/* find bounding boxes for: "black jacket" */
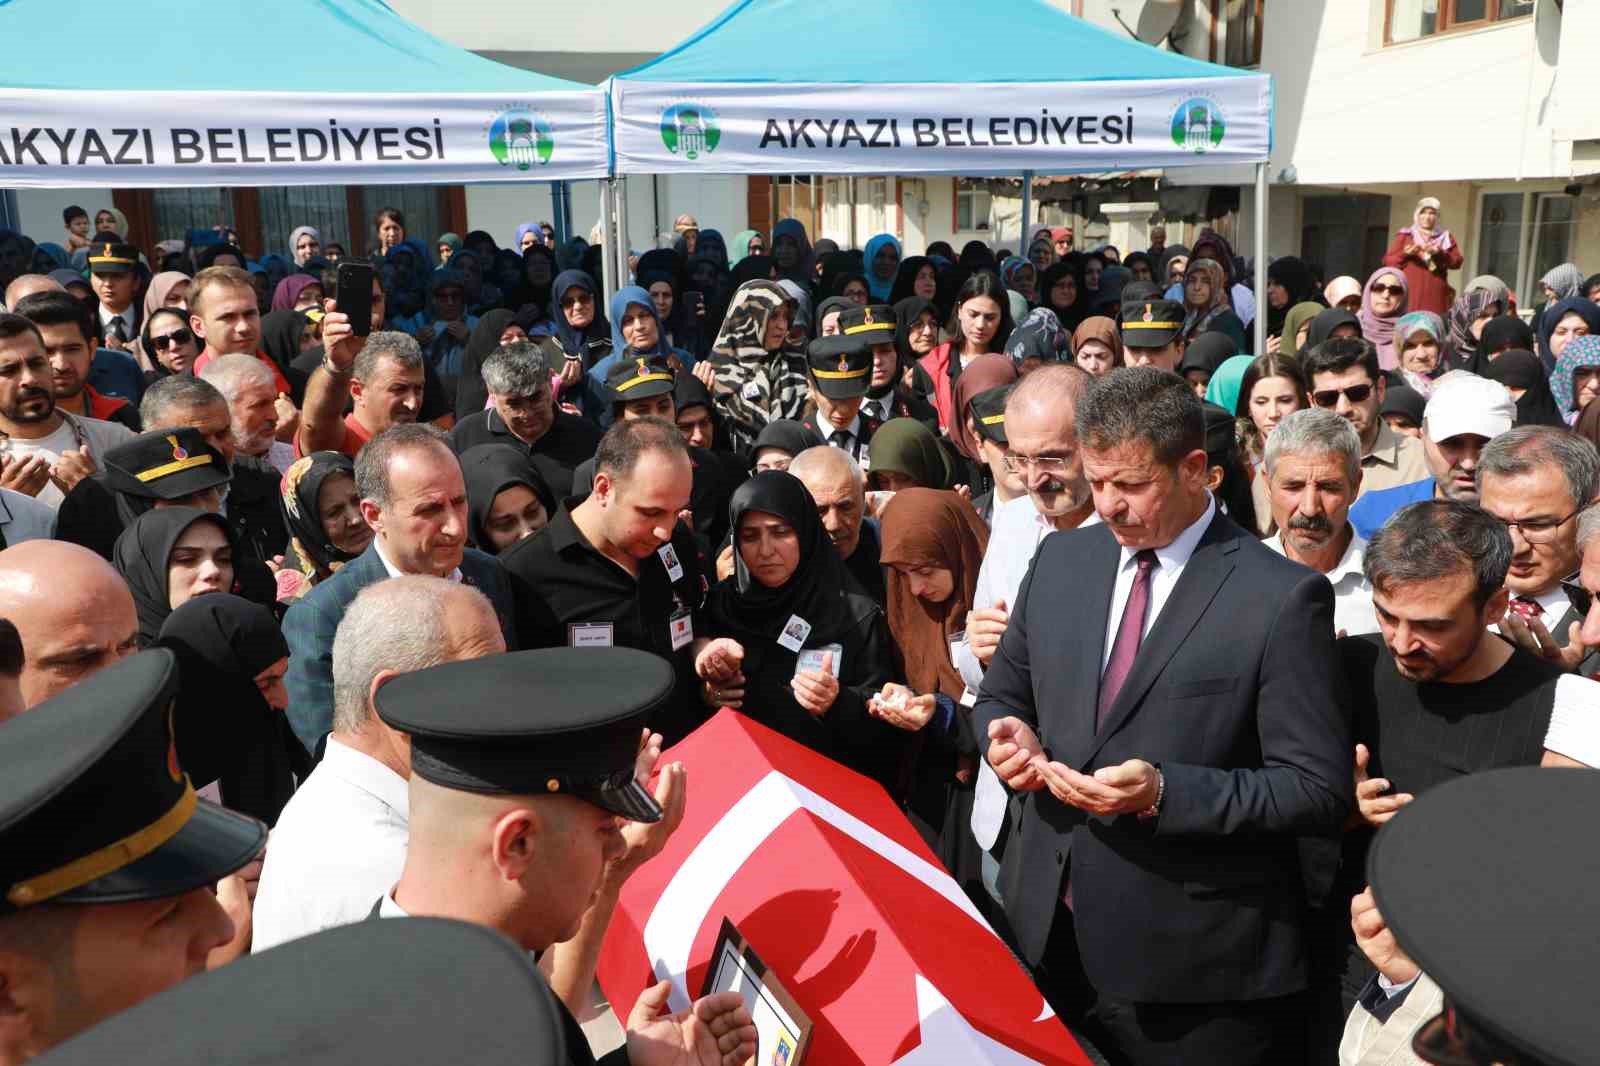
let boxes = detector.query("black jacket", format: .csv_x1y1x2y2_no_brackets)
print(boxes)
972,510,1353,1003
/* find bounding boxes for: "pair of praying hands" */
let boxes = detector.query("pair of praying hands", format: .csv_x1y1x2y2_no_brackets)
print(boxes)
984,716,1160,817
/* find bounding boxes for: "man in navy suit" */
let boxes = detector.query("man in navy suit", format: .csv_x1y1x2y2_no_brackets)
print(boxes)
284,423,514,752
973,367,1352,1065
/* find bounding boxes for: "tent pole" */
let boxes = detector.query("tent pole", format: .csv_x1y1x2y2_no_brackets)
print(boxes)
551,182,569,248
1253,161,1268,357
615,175,631,285
848,177,857,249
1021,170,1034,252
600,179,619,308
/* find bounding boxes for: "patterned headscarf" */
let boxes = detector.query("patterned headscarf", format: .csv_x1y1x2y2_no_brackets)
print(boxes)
1394,310,1447,395
1443,287,1503,368
1550,335,1600,421
709,281,809,452
1541,263,1585,303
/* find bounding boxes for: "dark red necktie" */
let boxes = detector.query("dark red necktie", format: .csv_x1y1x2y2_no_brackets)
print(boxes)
1508,596,1543,624
1098,550,1158,729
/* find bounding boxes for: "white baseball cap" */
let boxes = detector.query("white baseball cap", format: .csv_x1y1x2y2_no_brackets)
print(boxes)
1423,371,1517,444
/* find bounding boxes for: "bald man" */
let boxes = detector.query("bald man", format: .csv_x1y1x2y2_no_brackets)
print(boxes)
789,444,884,604
3,273,62,312
0,540,137,714
254,576,507,951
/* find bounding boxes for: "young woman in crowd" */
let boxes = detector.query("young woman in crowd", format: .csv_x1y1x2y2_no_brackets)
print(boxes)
919,272,1013,433
138,306,201,384
1180,257,1247,352
113,508,236,645
276,452,372,601
695,471,901,787
1537,297,1600,373
874,488,990,895
948,353,1019,510
1071,316,1121,377
1235,352,1308,536
461,443,555,555
704,280,808,453
867,418,956,493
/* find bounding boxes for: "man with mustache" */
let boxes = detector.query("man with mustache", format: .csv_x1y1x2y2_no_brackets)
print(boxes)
1262,408,1378,636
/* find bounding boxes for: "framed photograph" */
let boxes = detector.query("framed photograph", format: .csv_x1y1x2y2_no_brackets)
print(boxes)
700,918,812,1066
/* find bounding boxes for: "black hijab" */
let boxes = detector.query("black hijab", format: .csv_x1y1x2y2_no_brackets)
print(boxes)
749,419,824,469
280,451,362,579
888,256,935,306
1306,307,1363,350
1480,349,1565,428
548,269,609,364
1265,256,1319,339
113,507,234,645
732,254,777,287
157,593,309,826
139,307,189,381
709,471,874,645
891,296,937,392
260,309,308,379
1537,298,1600,371
454,308,520,420
1477,315,1536,362
460,444,555,555
510,243,558,312
1038,260,1088,331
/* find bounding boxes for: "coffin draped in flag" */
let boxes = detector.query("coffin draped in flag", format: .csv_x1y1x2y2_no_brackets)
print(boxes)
598,709,1091,1065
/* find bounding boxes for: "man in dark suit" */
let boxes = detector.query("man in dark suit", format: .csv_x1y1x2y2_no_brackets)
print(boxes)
973,367,1353,1065
284,423,514,752
1478,424,1600,674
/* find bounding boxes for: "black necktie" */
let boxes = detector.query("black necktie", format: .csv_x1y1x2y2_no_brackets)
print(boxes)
109,316,127,343
829,430,851,452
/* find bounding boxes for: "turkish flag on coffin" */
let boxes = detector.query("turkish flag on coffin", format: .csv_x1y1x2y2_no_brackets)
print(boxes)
597,709,1092,1065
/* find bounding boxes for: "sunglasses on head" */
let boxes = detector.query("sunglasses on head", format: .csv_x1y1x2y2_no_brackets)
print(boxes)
151,327,193,351
1371,283,1405,296
1311,383,1373,407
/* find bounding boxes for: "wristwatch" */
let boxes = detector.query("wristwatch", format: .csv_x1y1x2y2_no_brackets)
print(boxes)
321,353,353,378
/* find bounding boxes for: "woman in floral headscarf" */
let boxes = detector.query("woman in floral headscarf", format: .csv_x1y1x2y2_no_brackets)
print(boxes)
274,451,372,601
702,280,809,453
1382,196,1462,315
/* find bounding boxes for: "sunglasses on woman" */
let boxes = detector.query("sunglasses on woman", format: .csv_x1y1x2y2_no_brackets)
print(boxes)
1370,284,1405,297
151,327,193,351
1310,384,1373,407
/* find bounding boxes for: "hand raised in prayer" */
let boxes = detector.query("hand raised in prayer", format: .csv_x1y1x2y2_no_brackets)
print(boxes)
1354,743,1412,827
790,651,839,717
1500,610,1590,672
967,599,1009,668
1351,887,1420,986
1034,757,1159,817
633,727,664,787
868,683,936,731
50,448,96,494
0,452,52,497
625,982,757,1066
695,638,745,684
985,716,1046,792
692,360,718,390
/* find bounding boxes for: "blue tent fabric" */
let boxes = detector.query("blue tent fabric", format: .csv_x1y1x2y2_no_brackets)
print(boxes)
618,0,1246,84
0,0,594,94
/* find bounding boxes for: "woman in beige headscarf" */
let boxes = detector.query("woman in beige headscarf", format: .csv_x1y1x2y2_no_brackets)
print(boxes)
129,272,194,374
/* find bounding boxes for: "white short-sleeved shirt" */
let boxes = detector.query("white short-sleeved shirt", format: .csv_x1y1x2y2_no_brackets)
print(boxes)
252,737,409,951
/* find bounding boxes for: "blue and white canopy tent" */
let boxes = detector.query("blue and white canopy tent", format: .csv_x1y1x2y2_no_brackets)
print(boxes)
604,0,1274,352
0,0,609,187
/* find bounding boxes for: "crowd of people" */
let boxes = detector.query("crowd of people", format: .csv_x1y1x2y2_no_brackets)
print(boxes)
0,193,1597,1066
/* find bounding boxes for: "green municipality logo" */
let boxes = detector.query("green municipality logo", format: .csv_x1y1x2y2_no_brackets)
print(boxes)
487,107,554,170
1171,97,1225,154
659,103,721,161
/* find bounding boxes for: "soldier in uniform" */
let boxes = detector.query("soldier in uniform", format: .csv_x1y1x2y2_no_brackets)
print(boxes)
371,647,757,1066
1118,298,1188,373
801,308,878,468
0,651,264,1061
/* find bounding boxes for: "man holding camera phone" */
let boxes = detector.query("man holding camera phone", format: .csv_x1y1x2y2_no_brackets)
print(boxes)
298,262,425,460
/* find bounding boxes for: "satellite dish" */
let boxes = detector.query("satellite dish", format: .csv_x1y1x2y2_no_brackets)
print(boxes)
1111,1,1183,46
1534,0,1562,65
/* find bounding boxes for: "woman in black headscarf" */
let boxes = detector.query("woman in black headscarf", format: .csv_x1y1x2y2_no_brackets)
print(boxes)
749,419,824,473
461,444,556,555
1476,315,1536,364
508,243,558,316
1037,258,1089,333
637,258,706,360
113,508,236,645
1479,349,1565,428
158,593,310,826
1264,256,1320,342
695,471,901,786
259,309,312,402
888,256,940,308
453,308,528,420
1304,307,1364,351
277,451,372,601
673,372,733,453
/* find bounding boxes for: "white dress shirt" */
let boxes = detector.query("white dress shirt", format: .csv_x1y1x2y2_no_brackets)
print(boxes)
1544,674,1600,768
1263,531,1379,637
252,738,410,950
374,535,462,584
97,303,136,342
822,413,868,467
960,494,1100,849
1101,494,1216,670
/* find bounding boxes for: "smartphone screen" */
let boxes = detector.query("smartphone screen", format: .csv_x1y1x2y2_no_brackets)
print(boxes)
335,262,375,337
